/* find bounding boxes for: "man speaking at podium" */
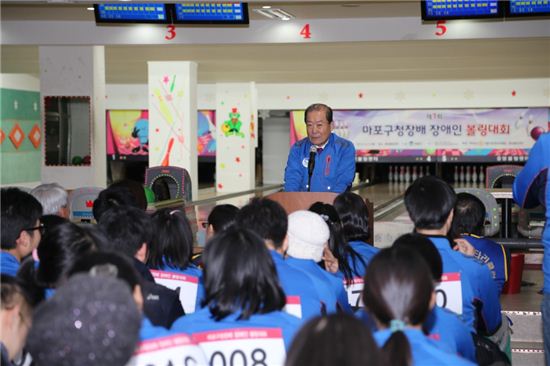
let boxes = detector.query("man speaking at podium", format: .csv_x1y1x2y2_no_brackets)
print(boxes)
283,103,356,193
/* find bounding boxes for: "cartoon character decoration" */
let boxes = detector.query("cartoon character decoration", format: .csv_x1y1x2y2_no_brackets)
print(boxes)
514,111,549,141
222,108,245,138
131,118,149,153
197,111,216,156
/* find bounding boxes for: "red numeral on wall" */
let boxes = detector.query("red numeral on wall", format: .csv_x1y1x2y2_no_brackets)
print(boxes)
300,24,311,39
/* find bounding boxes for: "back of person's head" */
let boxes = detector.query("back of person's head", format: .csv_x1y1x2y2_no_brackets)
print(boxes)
109,179,148,211
236,198,287,249
404,176,456,231
285,313,381,366
451,192,486,237
68,251,143,310
148,208,194,270
362,246,434,366
92,185,139,221
30,183,68,217
1,188,43,250
333,192,370,242
0,275,33,361
27,274,141,366
207,204,239,233
36,221,98,288
393,233,443,282
97,205,152,258
202,226,285,321
287,210,329,262
304,103,333,123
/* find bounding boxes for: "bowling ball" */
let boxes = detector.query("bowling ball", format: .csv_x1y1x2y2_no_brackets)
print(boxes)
530,126,544,141
71,156,83,165
82,155,91,165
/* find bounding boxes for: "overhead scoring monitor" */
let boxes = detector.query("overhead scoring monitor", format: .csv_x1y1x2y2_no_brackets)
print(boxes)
173,2,249,24
94,3,169,24
505,0,550,17
421,0,504,20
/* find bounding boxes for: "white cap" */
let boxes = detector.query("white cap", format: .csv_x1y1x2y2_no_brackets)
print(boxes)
287,210,330,262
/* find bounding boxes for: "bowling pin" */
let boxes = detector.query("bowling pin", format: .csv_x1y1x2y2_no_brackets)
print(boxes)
405,165,411,184
399,166,405,183
388,165,394,183
479,166,485,187
411,165,418,182
459,166,465,184
454,166,458,183
472,166,478,186
465,165,471,185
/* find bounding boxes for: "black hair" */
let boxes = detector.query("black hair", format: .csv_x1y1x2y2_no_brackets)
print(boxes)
285,313,381,366
309,202,365,285
362,246,434,366
40,214,69,233
109,179,148,211
235,198,287,249
333,192,370,243
97,205,152,258
148,208,194,270
304,103,333,123
393,233,443,282
207,204,239,233
1,188,43,250
201,226,286,321
36,221,98,288
68,251,142,292
92,185,140,221
451,192,486,237
404,176,456,231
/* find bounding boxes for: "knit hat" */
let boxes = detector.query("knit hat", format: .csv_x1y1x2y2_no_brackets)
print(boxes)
27,274,141,366
287,210,330,262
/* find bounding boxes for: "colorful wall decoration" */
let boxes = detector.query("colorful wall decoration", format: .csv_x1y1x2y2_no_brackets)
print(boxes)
290,108,550,162
106,109,215,158
0,88,41,184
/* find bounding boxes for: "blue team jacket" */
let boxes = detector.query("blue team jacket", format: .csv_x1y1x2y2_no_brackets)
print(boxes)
347,241,379,277
0,252,19,277
283,133,356,193
170,307,300,349
429,236,502,334
374,328,475,366
462,234,510,293
155,259,205,313
513,132,550,293
270,251,324,320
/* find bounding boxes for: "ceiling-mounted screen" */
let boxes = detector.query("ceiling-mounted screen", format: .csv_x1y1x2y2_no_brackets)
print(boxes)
421,0,503,20
94,3,169,24
506,0,550,17
172,2,249,24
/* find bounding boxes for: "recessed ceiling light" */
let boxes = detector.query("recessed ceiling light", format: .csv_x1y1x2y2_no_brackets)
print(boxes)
262,5,271,9
87,7,94,10
281,17,290,21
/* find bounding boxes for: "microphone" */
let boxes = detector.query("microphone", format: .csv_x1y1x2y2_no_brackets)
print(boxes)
307,145,316,192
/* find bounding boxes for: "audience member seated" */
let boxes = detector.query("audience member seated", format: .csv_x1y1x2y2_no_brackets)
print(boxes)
67,250,206,365
333,192,379,275
30,183,69,218
92,184,141,222
404,176,502,335
451,192,510,293
98,205,184,328
236,198,325,320
171,227,300,365
0,275,34,366
147,208,205,314
1,188,42,277
27,274,141,366
285,313,381,366
363,246,474,366
285,210,350,313
393,233,477,363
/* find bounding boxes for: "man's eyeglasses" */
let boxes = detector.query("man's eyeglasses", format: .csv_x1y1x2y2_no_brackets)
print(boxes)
201,221,209,229
23,223,45,234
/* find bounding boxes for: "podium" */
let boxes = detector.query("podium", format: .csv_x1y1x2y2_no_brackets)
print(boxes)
265,191,374,244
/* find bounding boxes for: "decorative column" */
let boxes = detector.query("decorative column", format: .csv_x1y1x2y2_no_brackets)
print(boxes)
147,61,198,200
215,82,257,193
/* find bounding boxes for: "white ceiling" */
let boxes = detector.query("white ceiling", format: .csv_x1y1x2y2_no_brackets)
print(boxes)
2,1,550,84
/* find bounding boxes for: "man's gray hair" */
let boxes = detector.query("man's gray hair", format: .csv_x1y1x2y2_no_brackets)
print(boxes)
30,183,68,215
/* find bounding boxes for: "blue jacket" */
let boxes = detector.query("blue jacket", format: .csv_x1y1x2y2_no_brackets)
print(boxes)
424,306,477,363
462,234,510,293
513,132,550,293
428,236,502,334
347,241,378,277
286,257,351,313
269,251,324,321
171,307,300,351
284,133,356,193
0,252,19,277
374,328,475,366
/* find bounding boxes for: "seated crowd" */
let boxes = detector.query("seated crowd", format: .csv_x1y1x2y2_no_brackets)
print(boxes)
0,176,511,366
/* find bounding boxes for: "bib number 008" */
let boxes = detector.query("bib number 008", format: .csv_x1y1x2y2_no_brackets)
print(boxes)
210,348,267,366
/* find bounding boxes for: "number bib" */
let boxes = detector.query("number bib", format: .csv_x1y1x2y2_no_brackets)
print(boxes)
128,334,207,366
435,272,463,315
344,277,364,308
284,296,302,319
192,328,286,366
150,270,199,314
